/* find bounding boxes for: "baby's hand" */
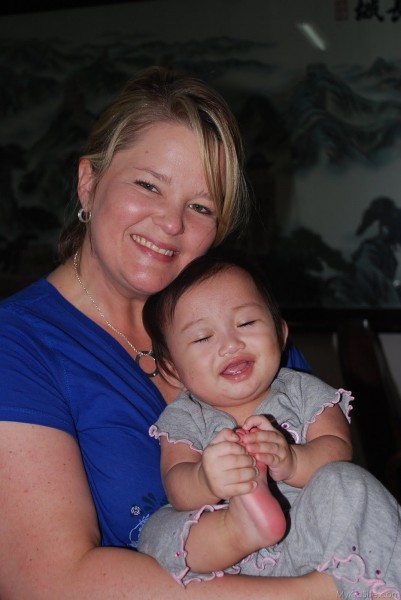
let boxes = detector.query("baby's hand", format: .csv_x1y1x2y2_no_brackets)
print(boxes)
201,428,258,500
240,415,297,482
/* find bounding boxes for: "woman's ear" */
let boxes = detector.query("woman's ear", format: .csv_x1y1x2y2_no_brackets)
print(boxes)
77,158,95,211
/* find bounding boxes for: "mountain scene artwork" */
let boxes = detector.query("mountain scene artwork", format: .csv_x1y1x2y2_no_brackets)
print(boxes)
1,1,401,309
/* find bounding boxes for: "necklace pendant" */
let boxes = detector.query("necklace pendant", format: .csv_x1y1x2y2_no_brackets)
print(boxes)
135,350,159,378
73,252,159,379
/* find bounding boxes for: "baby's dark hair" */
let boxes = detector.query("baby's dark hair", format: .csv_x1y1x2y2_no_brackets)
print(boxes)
143,255,286,378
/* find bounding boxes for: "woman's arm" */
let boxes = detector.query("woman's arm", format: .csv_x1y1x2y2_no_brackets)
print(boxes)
0,421,338,600
160,428,258,510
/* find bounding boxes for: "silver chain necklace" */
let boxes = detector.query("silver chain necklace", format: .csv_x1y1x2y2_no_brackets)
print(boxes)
73,251,158,378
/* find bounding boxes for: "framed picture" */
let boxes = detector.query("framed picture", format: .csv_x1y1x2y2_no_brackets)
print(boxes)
1,0,401,329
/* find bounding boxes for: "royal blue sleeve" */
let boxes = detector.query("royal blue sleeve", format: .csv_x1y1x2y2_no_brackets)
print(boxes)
282,338,311,373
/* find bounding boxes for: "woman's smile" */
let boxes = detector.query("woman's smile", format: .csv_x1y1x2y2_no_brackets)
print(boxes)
131,234,175,257
79,121,218,297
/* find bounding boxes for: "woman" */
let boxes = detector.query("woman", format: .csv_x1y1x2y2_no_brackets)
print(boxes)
0,67,398,599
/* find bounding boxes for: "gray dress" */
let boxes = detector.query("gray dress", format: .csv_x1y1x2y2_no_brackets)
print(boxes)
138,368,401,596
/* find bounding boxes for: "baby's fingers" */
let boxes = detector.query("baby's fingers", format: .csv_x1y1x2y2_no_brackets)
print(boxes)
221,461,260,496
206,454,259,498
210,427,239,445
242,414,275,433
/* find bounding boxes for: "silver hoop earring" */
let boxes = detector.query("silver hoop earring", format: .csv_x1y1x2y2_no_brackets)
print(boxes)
78,208,92,223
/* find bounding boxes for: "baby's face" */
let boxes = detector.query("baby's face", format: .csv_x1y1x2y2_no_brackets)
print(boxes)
165,268,286,417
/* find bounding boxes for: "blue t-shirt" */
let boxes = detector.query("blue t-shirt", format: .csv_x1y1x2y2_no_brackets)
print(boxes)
0,278,310,549
0,279,167,549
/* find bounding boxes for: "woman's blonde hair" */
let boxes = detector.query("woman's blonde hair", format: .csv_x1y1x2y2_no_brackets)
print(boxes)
59,66,249,261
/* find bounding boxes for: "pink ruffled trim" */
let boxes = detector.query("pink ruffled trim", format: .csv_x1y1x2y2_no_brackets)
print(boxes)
238,547,280,572
170,504,280,586
301,388,354,440
149,425,202,454
317,552,400,598
171,503,227,586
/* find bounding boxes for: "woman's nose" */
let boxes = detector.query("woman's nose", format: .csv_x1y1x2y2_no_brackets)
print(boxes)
154,204,184,236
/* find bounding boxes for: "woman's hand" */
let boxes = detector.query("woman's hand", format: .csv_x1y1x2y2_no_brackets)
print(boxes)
200,428,259,499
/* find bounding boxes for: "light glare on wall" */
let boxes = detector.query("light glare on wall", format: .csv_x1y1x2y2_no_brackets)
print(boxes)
297,22,327,51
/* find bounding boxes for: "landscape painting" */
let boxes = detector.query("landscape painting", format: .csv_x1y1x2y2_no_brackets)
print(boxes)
1,0,401,316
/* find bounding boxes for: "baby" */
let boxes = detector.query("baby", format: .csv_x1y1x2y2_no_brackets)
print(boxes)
139,255,353,585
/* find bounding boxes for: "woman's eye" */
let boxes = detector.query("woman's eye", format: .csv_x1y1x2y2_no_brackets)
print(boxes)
189,203,212,215
136,180,158,193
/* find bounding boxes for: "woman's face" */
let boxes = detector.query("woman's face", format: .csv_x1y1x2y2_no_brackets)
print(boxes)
78,121,218,298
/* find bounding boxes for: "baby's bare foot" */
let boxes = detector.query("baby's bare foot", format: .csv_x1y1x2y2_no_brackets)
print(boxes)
224,428,286,555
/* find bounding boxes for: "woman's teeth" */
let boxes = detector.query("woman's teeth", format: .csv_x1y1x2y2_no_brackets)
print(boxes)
132,235,174,256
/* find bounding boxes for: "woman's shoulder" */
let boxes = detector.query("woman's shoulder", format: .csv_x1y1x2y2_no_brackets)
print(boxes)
0,278,62,322
0,279,55,336
0,277,93,340
1,277,50,306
